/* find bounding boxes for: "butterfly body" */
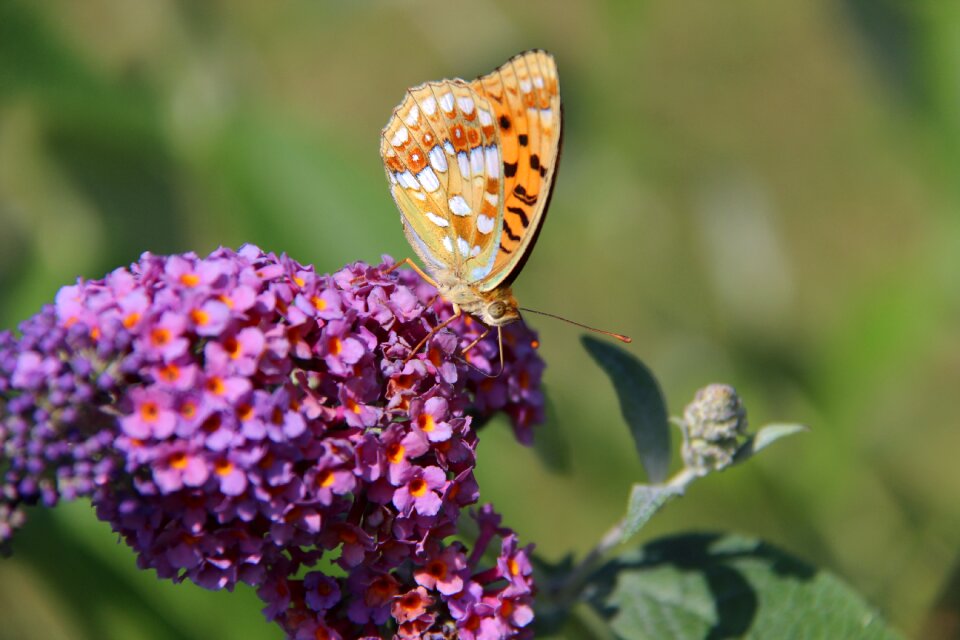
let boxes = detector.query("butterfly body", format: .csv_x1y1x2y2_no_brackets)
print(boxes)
380,50,562,352
434,274,520,327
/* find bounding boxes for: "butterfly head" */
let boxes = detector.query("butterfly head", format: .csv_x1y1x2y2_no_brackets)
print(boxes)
480,295,521,327
457,285,520,327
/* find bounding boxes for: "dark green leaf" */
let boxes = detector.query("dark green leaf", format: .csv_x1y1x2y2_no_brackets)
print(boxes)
587,533,902,640
621,484,681,543
582,337,671,482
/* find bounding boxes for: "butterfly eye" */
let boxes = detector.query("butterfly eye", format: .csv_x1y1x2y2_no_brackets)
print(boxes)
488,302,506,319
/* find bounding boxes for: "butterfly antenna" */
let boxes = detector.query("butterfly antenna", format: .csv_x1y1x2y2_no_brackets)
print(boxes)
519,308,632,343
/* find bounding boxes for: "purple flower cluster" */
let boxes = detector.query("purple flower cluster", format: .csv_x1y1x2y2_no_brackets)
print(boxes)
0,246,544,639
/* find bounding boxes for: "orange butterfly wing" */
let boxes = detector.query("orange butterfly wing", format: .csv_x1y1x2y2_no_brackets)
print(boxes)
471,49,562,291
381,81,505,281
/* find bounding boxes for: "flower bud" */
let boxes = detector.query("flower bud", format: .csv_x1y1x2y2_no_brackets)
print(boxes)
681,383,748,473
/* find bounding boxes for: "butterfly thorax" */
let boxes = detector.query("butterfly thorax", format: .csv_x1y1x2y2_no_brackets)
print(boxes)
434,271,520,327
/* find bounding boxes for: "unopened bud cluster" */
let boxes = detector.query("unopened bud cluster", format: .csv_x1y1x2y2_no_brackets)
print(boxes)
680,383,748,473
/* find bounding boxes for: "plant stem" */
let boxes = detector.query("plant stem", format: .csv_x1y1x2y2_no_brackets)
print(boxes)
546,466,702,607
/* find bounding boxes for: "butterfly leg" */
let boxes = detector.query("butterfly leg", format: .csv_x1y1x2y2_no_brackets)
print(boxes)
403,304,462,364
382,257,439,288
461,327,491,355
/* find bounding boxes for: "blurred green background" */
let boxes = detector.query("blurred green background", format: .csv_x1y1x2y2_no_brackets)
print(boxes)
2,1,959,638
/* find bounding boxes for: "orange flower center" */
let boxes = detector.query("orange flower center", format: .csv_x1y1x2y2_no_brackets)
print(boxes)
344,398,362,415
224,336,241,359
150,327,171,346
237,403,254,421
312,296,327,311
214,459,233,476
398,590,423,611
328,337,342,356
427,560,447,579
180,400,197,419
409,478,427,497
159,363,180,383
317,469,336,488
368,576,398,603
180,273,200,287
140,401,159,423
386,443,405,464
169,452,188,470
123,312,141,329
417,414,435,432
190,308,210,326
205,376,225,395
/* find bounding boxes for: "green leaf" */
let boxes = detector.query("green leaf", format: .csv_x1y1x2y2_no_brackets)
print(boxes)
587,533,902,640
620,484,681,543
734,423,809,464
582,337,671,482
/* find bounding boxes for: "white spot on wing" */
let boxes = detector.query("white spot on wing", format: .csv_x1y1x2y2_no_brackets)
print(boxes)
421,96,437,116
477,214,495,234
470,147,484,175
426,212,449,228
478,109,493,127
403,105,420,127
457,152,470,179
448,195,471,216
442,236,453,253
429,145,447,172
470,249,498,281
533,76,544,89
390,127,409,147
457,96,475,114
520,79,532,93
484,145,500,177
443,141,455,156
540,108,553,124
413,191,427,201
470,244,481,257
457,236,470,257
417,167,440,192
397,171,419,190
439,92,455,113
484,192,498,206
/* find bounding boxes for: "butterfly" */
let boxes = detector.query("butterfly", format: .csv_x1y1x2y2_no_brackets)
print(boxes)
380,50,563,358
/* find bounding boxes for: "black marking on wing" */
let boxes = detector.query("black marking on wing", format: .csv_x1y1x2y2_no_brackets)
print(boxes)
507,206,530,227
494,100,564,290
503,219,521,241
518,134,529,147
513,185,538,206
503,161,518,178
529,154,540,170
